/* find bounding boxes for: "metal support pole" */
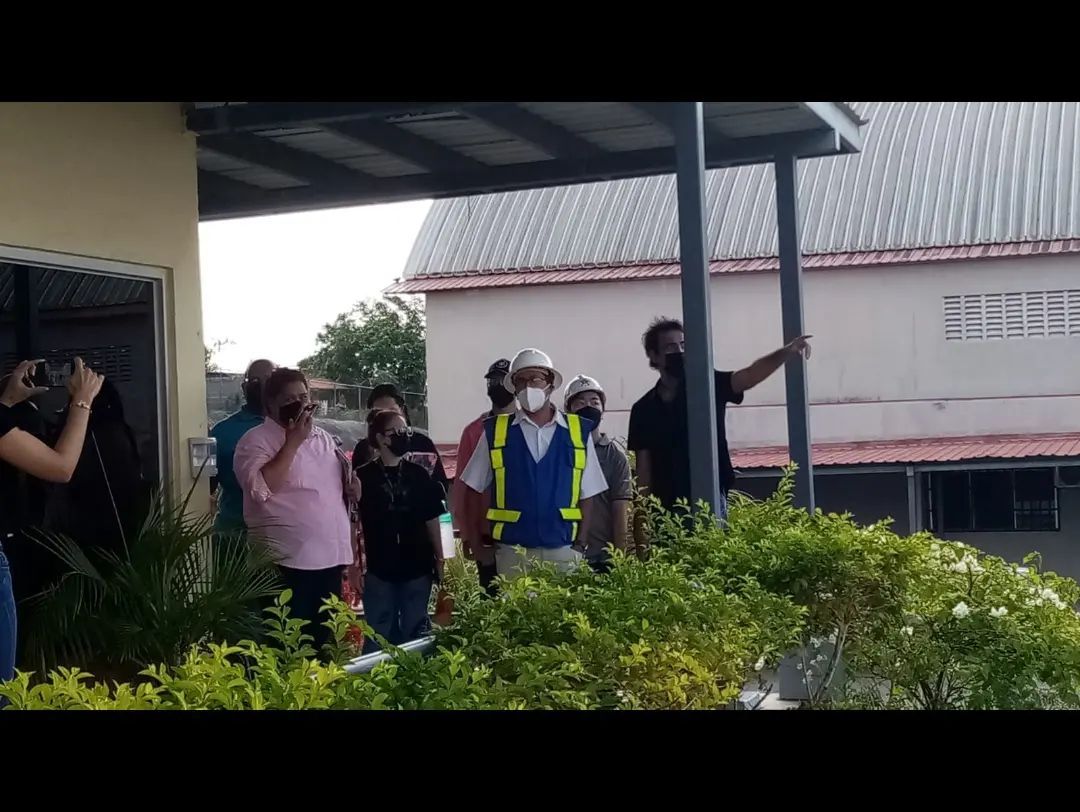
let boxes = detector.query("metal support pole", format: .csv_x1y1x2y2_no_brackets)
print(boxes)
906,465,918,535
774,153,815,511
13,265,40,359
673,102,721,515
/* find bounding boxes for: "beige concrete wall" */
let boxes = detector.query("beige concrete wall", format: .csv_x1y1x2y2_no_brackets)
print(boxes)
0,102,206,496
425,254,1080,446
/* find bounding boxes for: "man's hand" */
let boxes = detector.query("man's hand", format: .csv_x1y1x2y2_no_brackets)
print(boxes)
345,469,362,501
784,335,812,360
284,406,314,448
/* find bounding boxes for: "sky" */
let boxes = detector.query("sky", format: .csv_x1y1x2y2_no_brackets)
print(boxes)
199,200,432,374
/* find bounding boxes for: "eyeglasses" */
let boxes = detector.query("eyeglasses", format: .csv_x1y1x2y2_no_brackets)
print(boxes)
514,374,552,388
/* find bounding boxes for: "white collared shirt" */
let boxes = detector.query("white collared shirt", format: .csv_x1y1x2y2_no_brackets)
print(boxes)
460,408,608,499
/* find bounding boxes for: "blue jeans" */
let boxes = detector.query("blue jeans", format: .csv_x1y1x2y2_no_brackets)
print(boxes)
0,543,16,685
362,573,433,654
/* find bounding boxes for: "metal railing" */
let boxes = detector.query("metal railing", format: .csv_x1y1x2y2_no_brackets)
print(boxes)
343,635,437,675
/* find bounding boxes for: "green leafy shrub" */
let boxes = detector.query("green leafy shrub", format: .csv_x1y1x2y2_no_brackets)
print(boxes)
6,469,1080,710
20,479,282,682
843,544,1080,709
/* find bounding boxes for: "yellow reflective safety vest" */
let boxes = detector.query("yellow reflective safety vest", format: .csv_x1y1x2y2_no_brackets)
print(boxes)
483,412,593,548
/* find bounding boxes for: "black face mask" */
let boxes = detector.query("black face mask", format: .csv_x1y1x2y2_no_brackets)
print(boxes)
573,406,603,429
278,400,308,424
386,434,410,457
664,351,686,378
487,384,515,409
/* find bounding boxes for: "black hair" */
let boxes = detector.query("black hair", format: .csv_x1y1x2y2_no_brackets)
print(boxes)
367,382,410,425
643,317,684,357
264,368,308,403
367,408,406,449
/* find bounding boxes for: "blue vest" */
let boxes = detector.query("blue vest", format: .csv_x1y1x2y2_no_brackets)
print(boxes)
484,412,594,549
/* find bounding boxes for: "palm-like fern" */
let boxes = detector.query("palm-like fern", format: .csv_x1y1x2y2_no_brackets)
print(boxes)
20,475,282,681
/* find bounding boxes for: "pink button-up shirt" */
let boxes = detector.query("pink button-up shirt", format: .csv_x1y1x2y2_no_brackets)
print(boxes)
233,419,354,571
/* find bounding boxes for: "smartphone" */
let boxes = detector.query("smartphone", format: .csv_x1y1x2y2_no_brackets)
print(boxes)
279,401,316,424
29,359,73,389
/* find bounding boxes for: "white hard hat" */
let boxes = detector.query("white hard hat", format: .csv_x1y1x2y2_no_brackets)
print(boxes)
504,348,563,393
563,374,605,409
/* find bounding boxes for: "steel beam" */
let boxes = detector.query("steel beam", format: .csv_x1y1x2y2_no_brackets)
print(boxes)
672,102,721,515
467,105,604,162
197,129,847,220
325,119,486,175
774,152,815,511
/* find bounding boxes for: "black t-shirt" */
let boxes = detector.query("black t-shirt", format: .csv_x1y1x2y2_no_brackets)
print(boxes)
627,370,744,508
357,458,444,582
353,431,448,497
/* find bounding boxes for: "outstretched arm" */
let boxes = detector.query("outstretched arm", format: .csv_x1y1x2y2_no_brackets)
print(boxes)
731,335,812,394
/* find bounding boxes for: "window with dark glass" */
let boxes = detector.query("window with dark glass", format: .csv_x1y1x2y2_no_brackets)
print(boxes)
925,468,1059,533
1,260,164,603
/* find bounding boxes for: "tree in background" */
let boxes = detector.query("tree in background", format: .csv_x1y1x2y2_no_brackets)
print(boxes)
205,338,234,374
300,295,426,392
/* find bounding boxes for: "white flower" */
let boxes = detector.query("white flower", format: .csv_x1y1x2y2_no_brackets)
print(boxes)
809,636,823,647
753,656,766,672
819,592,834,601
1017,566,1030,576
827,632,837,644
526,590,538,600
1039,588,1066,610
616,689,626,698
814,654,827,664
901,626,914,636
796,662,804,671
952,601,971,619
949,554,984,574
990,607,1008,618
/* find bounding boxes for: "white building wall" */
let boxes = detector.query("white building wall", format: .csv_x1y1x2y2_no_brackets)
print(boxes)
424,253,1080,447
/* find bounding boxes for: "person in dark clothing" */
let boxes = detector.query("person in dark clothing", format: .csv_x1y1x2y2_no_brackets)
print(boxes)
43,379,152,559
351,383,448,497
210,358,275,532
0,385,51,607
628,317,811,526
357,409,445,654
0,358,105,685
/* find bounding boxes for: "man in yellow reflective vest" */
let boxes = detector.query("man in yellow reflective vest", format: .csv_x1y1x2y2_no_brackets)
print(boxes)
458,348,609,580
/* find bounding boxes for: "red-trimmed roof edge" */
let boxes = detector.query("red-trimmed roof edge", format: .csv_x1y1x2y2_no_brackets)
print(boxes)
387,239,1080,294
435,432,1080,480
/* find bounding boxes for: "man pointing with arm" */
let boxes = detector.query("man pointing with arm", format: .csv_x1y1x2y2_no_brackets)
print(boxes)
628,317,811,529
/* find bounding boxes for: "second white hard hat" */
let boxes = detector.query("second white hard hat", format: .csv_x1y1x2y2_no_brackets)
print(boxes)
504,348,563,393
563,374,605,409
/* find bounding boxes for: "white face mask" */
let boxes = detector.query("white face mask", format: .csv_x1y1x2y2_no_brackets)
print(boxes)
517,386,549,413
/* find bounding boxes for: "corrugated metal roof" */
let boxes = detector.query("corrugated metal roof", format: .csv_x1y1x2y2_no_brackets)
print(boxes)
0,265,150,311
387,239,1080,293
402,102,1080,280
435,433,1080,480
731,433,1080,471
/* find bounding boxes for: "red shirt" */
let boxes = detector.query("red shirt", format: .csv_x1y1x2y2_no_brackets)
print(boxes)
451,411,491,547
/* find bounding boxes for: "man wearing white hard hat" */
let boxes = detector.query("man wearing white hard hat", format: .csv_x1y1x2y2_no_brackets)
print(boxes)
564,374,631,574
458,349,608,579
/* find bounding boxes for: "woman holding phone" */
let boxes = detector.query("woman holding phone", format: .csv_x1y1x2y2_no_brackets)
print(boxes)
233,368,361,653
356,409,444,653
0,358,105,683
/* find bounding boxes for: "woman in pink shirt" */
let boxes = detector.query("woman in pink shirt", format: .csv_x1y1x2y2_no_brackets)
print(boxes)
234,368,360,652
